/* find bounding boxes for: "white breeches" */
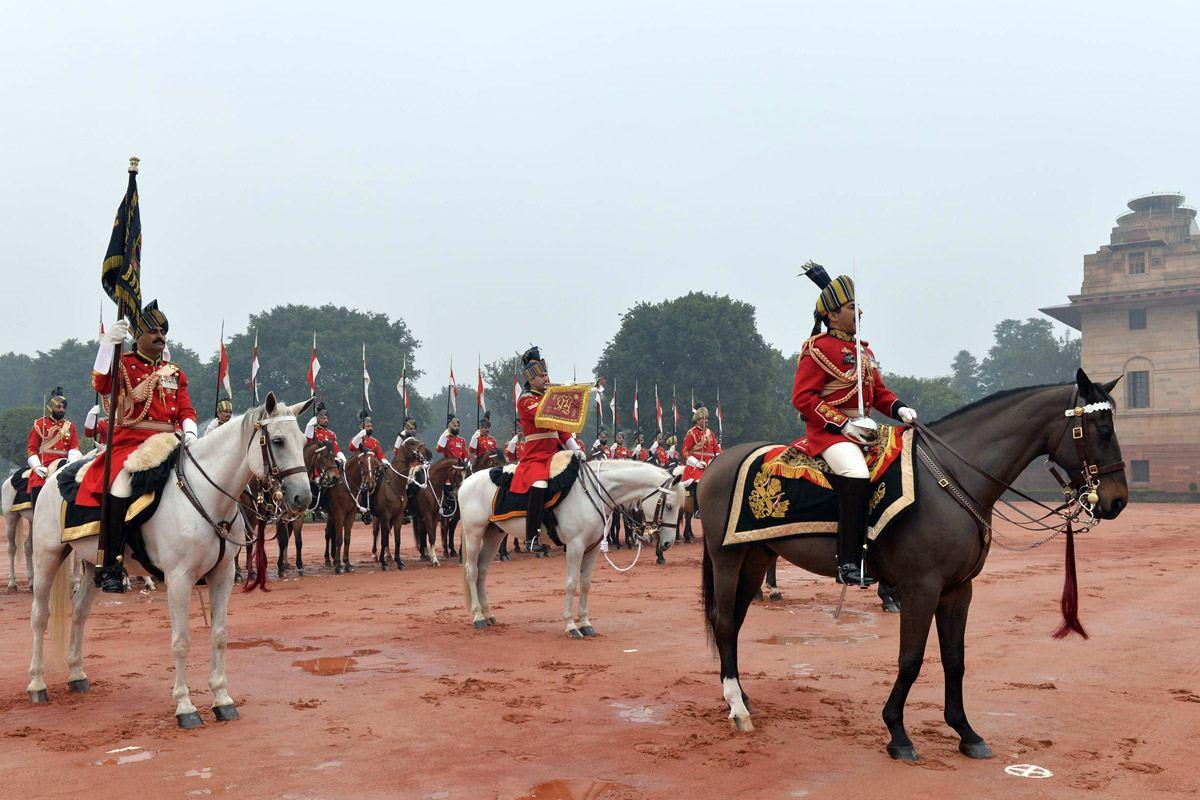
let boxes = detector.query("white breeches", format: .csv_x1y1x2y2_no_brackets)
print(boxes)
110,468,133,498
822,442,870,479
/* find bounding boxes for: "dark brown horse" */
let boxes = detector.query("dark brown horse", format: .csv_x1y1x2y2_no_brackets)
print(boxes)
274,441,339,577
411,457,466,564
371,437,431,571
701,371,1127,760
324,451,379,575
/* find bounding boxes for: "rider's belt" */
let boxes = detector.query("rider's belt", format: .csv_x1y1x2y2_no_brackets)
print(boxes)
39,448,67,456
525,432,558,441
120,420,177,432
692,451,715,457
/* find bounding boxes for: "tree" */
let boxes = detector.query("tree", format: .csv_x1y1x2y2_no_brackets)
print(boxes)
593,292,794,444
976,318,1080,395
881,374,964,422
0,405,42,468
950,350,982,403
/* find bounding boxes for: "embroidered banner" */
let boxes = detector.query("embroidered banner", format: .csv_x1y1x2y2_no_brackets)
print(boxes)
533,383,593,434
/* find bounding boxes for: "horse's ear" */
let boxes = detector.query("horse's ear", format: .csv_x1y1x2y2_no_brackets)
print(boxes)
1101,376,1122,396
264,391,278,414
1075,368,1093,399
670,473,682,487
290,396,315,417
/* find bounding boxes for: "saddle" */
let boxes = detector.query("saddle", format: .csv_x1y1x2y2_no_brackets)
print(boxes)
487,451,581,523
6,468,33,512
722,425,917,548
56,434,179,580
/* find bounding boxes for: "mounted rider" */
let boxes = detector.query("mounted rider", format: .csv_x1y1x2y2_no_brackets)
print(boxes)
469,412,498,459
79,301,198,593
84,402,110,449
27,388,83,504
795,261,917,586
512,347,584,553
630,431,648,461
204,398,233,436
393,415,419,457
505,424,525,464
304,403,346,464
437,414,470,461
679,402,720,543
350,415,389,464
590,428,612,460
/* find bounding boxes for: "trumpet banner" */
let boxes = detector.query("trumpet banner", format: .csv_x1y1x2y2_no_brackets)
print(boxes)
533,383,593,434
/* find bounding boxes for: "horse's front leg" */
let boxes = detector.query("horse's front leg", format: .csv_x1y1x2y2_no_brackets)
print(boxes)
936,580,991,758
5,514,17,592
562,537,585,638
167,574,203,728
206,558,238,721
294,522,305,576
576,540,601,636
882,584,939,760
67,561,98,692
341,514,354,573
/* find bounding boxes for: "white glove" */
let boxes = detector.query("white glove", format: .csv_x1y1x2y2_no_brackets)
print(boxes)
34,466,48,478
181,418,198,445
85,405,100,430
351,429,367,449
335,452,346,464
381,458,390,466
67,449,83,462
843,418,878,445
101,318,130,347
686,456,701,468
897,406,918,425
304,417,318,439
27,454,40,470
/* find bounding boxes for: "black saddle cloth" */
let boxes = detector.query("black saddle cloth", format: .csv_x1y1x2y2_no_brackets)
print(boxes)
7,468,32,508
487,456,580,522
56,451,179,581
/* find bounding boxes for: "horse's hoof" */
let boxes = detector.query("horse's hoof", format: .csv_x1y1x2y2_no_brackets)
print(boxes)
379,563,387,571
67,678,90,693
567,628,584,639
487,617,497,626
959,739,993,759
177,711,204,730
334,565,344,575
29,689,48,704
887,744,918,761
212,704,239,722
769,590,783,602
233,574,243,585
729,715,755,732
656,555,665,565
579,625,596,637
297,569,305,577
345,564,355,573
473,620,489,630
371,547,377,555
396,561,406,571
882,599,901,613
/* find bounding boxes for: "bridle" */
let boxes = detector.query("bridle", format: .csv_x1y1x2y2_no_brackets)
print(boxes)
576,460,680,542
342,452,379,512
912,388,1125,549
174,414,307,551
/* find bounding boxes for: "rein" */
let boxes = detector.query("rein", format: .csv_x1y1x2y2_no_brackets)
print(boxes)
575,460,678,567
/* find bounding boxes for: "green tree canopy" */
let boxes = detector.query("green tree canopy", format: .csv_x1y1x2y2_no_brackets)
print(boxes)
0,405,43,468
976,318,1080,395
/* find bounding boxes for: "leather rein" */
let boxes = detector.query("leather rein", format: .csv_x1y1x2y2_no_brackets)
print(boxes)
576,459,680,542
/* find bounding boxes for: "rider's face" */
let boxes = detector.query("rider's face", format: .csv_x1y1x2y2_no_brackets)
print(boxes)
531,373,551,391
828,301,859,335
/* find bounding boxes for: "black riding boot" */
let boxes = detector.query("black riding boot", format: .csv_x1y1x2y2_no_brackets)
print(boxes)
833,476,875,586
95,495,131,593
525,485,547,554
683,484,697,543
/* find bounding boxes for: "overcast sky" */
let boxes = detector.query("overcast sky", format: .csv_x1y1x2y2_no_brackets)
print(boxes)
4,2,1198,397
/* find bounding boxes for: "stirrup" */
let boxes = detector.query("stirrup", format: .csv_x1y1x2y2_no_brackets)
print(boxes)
836,562,876,587
524,536,545,553
99,567,127,594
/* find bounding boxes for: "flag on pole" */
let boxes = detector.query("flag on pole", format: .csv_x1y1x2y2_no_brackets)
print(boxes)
476,362,487,413
217,326,232,399
655,384,663,434
306,332,320,396
717,386,724,438
672,384,679,432
100,158,143,324
362,343,372,412
249,329,260,403
633,381,640,427
512,373,520,414
397,354,409,415
609,382,618,428
99,304,105,337
448,358,458,414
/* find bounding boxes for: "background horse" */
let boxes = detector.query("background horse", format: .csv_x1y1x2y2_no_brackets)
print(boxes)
411,458,466,564
3,472,35,592
27,393,312,727
324,451,378,575
700,371,1127,760
459,456,684,636
372,437,428,571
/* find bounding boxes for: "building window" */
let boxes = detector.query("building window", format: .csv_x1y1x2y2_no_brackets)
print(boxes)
1127,370,1150,408
1131,460,1150,483
1129,309,1147,329
1128,252,1146,274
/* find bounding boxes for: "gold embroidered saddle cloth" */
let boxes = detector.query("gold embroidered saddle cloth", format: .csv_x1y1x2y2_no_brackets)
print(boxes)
722,425,916,547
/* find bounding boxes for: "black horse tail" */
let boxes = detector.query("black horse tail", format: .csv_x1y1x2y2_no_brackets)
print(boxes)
702,541,716,650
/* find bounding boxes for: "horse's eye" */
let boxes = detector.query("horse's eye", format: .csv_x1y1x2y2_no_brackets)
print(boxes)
272,437,284,446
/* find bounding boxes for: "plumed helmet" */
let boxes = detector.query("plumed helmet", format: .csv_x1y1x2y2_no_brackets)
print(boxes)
520,346,548,384
216,398,233,413
316,402,329,420
692,402,709,423
46,387,67,414
447,413,458,424
799,260,854,317
133,299,169,337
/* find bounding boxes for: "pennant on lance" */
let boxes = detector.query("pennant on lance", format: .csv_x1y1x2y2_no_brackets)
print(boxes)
100,157,143,325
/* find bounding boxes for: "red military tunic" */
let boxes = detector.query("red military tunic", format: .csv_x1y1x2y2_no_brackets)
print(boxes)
590,441,613,460
681,425,721,484
469,431,498,457
613,445,630,460
85,417,110,447
511,390,573,494
505,435,525,464
791,329,901,456
352,433,386,461
78,351,197,507
437,432,469,461
652,445,670,467
309,425,341,479
27,416,79,490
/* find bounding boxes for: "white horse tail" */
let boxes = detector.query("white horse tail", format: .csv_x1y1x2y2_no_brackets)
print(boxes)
47,556,72,668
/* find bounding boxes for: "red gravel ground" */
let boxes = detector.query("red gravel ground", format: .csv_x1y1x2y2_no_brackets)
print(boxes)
1,505,1197,799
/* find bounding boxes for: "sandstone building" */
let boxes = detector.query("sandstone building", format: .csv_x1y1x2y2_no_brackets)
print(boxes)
1042,192,1200,493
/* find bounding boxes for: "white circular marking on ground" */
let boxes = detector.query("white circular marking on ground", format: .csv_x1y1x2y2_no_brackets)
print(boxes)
1005,764,1053,779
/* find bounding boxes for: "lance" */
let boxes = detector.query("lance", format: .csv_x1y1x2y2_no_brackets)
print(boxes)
213,320,224,417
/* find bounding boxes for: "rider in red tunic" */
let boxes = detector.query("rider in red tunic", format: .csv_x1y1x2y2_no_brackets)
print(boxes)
84,403,110,448
468,413,498,459
680,403,721,543
511,347,583,553
350,416,389,463
612,432,631,460
26,388,82,502
79,301,199,593
795,262,918,586
437,415,470,461
590,429,612,460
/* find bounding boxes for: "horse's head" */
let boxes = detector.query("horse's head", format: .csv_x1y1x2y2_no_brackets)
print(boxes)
396,436,425,466
351,452,380,494
1047,369,1128,520
306,440,339,486
640,472,686,550
249,393,314,513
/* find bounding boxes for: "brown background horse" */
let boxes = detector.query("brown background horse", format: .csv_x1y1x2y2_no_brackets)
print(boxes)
324,452,378,574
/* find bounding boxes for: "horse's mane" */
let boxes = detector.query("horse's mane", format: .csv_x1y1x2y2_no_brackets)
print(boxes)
932,383,1066,426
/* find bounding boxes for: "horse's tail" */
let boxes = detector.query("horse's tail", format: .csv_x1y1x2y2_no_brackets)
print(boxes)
48,553,72,668
702,541,716,650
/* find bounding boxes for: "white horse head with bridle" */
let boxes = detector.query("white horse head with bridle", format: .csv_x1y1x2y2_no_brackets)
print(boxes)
458,455,685,637
26,392,313,728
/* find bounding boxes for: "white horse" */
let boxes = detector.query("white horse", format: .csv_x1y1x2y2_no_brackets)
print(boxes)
3,473,35,592
27,393,312,728
459,455,684,637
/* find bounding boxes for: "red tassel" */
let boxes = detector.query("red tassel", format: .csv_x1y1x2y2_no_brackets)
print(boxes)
242,521,271,593
1051,523,1086,639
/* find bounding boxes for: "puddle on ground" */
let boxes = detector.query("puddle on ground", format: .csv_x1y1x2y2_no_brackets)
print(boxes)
611,702,665,724
229,638,318,653
759,632,880,647
518,779,632,799
790,662,815,676
293,656,358,676
94,749,154,766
